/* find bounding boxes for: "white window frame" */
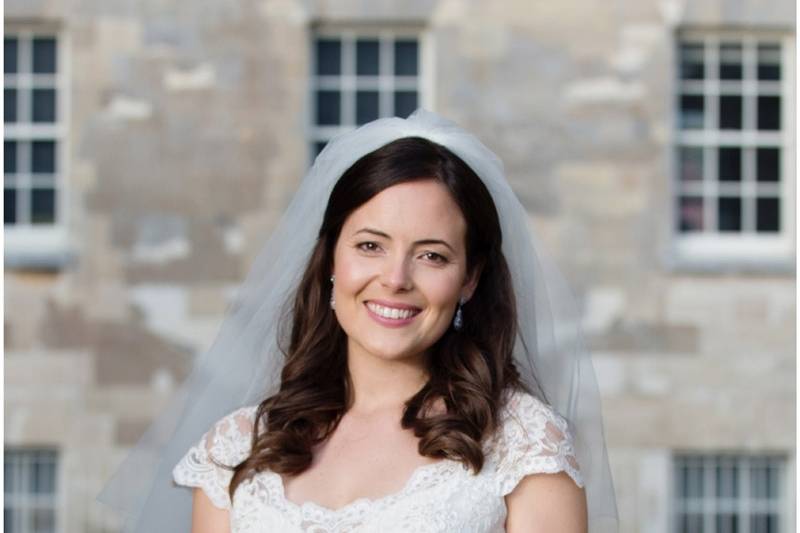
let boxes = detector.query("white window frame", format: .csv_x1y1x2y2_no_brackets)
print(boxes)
671,453,792,533
4,448,61,533
307,23,432,166
668,30,795,272
4,23,74,270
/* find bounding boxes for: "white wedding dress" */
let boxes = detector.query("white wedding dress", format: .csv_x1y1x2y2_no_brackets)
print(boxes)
172,388,584,532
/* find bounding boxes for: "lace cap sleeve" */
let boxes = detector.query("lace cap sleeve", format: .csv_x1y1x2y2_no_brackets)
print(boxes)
172,405,258,510
492,389,585,496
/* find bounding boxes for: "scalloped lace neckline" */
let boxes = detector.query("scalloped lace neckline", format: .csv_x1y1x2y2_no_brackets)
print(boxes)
268,458,461,516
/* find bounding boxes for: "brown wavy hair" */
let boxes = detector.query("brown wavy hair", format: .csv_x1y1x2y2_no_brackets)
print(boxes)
225,136,535,499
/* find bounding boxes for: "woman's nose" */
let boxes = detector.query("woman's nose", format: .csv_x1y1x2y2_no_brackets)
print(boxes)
381,255,413,291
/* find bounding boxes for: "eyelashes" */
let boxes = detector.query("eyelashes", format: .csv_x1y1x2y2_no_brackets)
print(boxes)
355,241,449,265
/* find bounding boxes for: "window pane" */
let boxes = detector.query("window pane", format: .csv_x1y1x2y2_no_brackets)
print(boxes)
315,90,340,125
394,91,417,118
680,95,704,129
313,141,327,159
757,44,781,81
5,37,18,74
757,148,780,182
718,147,741,181
5,89,17,123
718,197,741,232
715,461,738,497
32,88,57,123
5,141,17,174
356,39,379,76
32,140,56,173
356,91,379,125
679,196,704,232
719,95,742,129
682,513,705,533
32,507,55,533
756,197,779,233
750,514,779,533
757,96,780,130
394,40,419,76
716,514,738,533
719,43,742,80
5,189,17,224
4,509,12,533
31,188,56,224
680,43,704,80
32,37,57,74
679,147,703,181
316,39,341,76
32,457,55,494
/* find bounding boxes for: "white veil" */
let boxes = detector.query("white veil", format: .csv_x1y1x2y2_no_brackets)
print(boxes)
97,108,619,532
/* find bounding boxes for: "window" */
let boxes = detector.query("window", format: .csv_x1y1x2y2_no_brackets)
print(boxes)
673,454,789,533
672,31,794,269
4,28,71,269
310,27,424,162
4,449,59,533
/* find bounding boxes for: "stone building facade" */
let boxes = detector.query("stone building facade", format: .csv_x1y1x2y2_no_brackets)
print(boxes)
4,1,795,532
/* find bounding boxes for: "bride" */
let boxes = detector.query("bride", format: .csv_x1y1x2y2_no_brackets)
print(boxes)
98,110,618,533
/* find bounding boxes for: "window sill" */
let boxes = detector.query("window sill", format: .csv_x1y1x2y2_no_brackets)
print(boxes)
665,233,795,276
4,226,77,271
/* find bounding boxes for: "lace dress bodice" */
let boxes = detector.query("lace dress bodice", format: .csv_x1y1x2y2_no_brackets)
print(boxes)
172,389,584,532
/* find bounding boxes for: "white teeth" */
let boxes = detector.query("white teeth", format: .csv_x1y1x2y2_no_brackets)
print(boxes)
367,302,419,320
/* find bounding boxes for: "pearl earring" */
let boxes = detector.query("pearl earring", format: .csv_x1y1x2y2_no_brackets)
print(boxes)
329,275,335,308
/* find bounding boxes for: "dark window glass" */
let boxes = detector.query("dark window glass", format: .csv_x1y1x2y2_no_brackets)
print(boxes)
715,462,738,497
679,196,704,232
313,141,327,158
750,514,779,533
31,457,55,493
32,88,57,123
681,513,704,533
718,147,741,181
679,147,703,181
32,140,56,173
31,188,56,224
315,90,340,125
356,91,379,125
718,197,741,231
757,44,781,81
316,39,341,76
679,43,704,80
356,39,379,76
719,95,742,129
4,189,16,224
757,148,780,182
394,40,419,76
32,37,57,74
31,508,55,532
5,141,17,174
719,43,742,80
394,91,417,118
757,96,780,130
716,514,738,533
756,197,780,232
5,37,18,74
5,89,17,123
4,509,12,533
680,95,704,129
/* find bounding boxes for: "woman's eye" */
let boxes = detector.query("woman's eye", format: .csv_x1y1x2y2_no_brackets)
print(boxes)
423,252,448,264
357,242,381,253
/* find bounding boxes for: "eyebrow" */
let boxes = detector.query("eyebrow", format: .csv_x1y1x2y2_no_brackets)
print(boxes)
353,227,456,253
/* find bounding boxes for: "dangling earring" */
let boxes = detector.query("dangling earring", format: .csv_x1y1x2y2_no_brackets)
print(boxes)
453,296,466,331
329,275,336,308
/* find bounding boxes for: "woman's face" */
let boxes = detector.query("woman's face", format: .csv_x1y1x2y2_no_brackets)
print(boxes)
331,179,480,367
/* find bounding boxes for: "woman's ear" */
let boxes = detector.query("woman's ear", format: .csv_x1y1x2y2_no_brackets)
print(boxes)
462,260,485,302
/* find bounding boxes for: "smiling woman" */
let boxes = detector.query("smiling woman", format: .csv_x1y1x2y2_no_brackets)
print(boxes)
98,109,618,533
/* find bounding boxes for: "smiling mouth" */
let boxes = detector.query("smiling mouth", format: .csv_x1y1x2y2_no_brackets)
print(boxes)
364,301,422,320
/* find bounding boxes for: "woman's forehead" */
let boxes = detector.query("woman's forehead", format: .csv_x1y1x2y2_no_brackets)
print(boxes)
344,181,466,241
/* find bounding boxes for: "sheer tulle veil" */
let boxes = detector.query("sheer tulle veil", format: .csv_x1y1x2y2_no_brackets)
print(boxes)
97,108,619,532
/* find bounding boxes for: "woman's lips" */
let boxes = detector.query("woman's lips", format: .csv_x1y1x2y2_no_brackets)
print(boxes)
364,302,421,328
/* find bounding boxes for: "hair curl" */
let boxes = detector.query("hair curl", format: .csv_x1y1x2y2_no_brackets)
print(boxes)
223,136,533,500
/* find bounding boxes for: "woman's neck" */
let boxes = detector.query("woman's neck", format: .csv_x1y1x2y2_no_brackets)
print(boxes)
345,342,429,416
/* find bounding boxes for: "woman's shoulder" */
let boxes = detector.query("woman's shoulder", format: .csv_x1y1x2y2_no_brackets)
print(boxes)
204,404,262,459
487,387,584,495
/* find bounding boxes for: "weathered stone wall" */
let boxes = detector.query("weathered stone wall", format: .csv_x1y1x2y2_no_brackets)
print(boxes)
4,0,794,531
